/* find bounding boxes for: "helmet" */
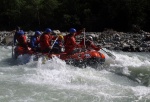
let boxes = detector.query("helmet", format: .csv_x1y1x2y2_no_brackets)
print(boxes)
45,28,52,33
69,28,76,33
88,36,93,41
58,35,64,40
35,31,41,35
18,30,24,35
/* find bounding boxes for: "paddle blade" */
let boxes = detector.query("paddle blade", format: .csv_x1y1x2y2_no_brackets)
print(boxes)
101,49,116,59
106,51,116,59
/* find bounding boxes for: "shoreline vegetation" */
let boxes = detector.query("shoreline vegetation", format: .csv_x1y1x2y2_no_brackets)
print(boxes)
1,0,150,52
0,27,150,52
1,0,150,32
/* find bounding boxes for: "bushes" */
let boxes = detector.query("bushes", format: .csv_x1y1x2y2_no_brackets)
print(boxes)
0,0,150,32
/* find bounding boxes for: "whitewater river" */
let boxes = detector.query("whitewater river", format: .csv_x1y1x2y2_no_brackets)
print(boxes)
0,45,150,102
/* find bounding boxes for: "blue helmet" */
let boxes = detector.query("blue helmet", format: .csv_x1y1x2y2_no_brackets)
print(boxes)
35,31,41,35
69,28,76,33
45,28,52,33
18,30,24,35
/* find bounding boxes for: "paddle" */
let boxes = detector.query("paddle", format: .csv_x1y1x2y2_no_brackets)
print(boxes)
83,28,86,49
48,36,58,54
42,35,63,64
81,29,116,59
12,36,14,58
101,48,116,59
41,36,59,63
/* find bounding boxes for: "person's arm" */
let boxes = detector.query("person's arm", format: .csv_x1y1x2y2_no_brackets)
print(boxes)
75,28,85,36
90,42,101,51
71,37,77,46
75,30,82,36
79,39,84,47
44,35,51,47
72,37,81,48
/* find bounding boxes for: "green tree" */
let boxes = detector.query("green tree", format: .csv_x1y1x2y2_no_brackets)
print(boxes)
0,0,25,29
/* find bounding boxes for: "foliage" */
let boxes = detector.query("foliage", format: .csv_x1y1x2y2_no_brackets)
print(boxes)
0,0,150,32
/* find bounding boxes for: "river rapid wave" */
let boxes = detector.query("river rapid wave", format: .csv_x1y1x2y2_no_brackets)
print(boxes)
0,46,150,102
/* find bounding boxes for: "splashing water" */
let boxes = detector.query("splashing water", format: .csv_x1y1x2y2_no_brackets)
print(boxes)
0,46,150,102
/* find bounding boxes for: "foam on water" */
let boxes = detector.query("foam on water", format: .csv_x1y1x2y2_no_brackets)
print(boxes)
113,52,150,67
104,51,150,86
18,59,150,102
0,46,150,102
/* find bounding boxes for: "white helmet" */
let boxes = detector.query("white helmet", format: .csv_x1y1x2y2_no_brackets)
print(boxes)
88,36,93,41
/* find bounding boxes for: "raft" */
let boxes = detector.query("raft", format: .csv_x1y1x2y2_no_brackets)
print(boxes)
14,46,105,68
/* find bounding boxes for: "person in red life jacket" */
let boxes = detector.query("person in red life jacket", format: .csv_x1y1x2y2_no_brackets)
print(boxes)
14,30,30,50
80,36,101,51
50,35,64,54
40,28,55,53
63,28,85,54
30,31,41,52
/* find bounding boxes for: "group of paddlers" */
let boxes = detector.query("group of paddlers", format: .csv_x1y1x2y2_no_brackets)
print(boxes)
13,26,101,55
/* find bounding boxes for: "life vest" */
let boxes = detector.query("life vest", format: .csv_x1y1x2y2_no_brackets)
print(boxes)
64,35,78,53
16,34,28,48
40,33,54,51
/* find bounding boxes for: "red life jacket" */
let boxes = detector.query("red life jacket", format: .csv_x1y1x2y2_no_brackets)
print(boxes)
16,34,28,49
63,31,83,54
40,33,54,51
64,35,78,54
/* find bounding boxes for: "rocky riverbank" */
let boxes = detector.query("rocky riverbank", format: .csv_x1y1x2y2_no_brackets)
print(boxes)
1,29,150,52
85,29,150,52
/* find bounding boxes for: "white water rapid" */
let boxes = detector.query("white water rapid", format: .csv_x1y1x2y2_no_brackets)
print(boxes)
0,46,150,102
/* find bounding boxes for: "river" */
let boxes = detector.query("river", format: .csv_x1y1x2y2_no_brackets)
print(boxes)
0,45,150,102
